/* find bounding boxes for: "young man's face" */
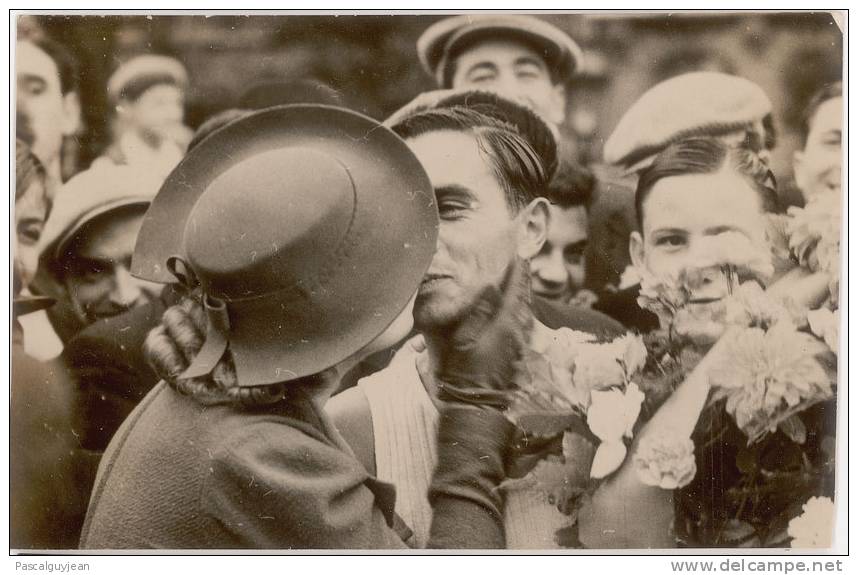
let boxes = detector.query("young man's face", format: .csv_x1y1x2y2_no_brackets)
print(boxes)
16,41,79,171
630,169,767,302
530,203,588,300
120,83,186,140
794,96,842,201
61,207,160,325
405,130,528,331
450,38,567,125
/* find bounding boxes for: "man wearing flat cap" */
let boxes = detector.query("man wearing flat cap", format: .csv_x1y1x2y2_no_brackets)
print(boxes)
33,164,163,344
418,14,582,128
94,55,192,180
593,71,777,331
418,15,607,308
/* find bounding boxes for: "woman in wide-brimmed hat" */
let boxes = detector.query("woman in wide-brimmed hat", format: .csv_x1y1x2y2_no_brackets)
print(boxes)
79,105,528,550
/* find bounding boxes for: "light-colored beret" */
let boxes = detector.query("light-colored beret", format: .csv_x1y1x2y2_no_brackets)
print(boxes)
107,55,188,105
38,164,161,263
417,14,583,88
604,72,773,173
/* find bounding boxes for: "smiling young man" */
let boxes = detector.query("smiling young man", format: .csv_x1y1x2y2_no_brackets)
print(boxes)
417,15,582,127
530,159,596,305
35,164,163,343
328,90,621,549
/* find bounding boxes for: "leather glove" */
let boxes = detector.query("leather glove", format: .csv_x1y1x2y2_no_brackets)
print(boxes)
436,257,533,409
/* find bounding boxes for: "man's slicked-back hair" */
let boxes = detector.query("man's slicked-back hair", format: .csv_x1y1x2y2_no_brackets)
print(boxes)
27,36,80,95
546,159,595,209
635,137,780,230
389,105,548,212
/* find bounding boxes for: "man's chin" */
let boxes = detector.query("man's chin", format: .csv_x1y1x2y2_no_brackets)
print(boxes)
413,292,469,334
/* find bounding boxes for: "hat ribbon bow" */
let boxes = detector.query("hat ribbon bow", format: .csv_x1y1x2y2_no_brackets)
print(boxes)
179,294,230,380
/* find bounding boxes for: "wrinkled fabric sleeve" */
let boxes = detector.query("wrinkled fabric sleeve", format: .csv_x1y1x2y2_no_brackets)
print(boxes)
427,407,514,549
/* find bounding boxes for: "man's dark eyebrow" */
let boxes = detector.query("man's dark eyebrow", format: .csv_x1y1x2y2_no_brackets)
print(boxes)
434,184,477,201
19,73,47,86
704,225,743,236
564,240,589,251
650,227,687,235
464,61,498,75
514,55,548,70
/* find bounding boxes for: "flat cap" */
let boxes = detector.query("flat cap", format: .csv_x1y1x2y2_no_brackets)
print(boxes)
604,72,773,173
417,14,583,88
107,55,188,105
386,88,559,179
38,164,161,263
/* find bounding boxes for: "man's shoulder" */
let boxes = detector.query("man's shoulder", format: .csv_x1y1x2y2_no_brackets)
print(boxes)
532,296,625,339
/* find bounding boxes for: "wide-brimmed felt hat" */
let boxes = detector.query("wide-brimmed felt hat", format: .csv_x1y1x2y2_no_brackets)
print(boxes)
132,105,439,387
604,72,773,174
417,14,583,88
385,88,559,180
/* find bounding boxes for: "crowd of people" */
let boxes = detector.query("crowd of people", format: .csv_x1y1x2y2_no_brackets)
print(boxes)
12,14,843,551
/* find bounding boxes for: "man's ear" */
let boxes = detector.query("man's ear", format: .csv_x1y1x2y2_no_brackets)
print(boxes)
629,230,646,270
546,83,567,126
61,91,82,136
517,197,549,260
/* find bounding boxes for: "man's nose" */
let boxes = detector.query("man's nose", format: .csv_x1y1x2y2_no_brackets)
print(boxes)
535,254,568,286
109,265,144,307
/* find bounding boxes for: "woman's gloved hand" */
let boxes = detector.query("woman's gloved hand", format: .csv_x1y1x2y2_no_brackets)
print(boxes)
435,257,533,410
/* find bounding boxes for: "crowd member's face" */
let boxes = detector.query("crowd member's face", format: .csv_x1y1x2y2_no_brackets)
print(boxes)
451,39,567,125
62,208,160,325
794,96,842,201
120,84,185,141
530,204,588,300
15,177,50,290
16,41,80,171
630,169,767,302
406,129,547,331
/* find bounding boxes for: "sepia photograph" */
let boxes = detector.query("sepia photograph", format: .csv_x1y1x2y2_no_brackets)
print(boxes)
9,9,846,556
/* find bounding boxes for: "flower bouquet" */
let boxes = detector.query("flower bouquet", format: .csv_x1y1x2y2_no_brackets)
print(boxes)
507,191,840,548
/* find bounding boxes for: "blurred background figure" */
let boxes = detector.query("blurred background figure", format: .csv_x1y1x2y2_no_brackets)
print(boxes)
417,14,581,126
33,164,162,345
530,159,597,306
12,140,91,550
793,81,842,202
93,55,191,180
15,36,81,185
